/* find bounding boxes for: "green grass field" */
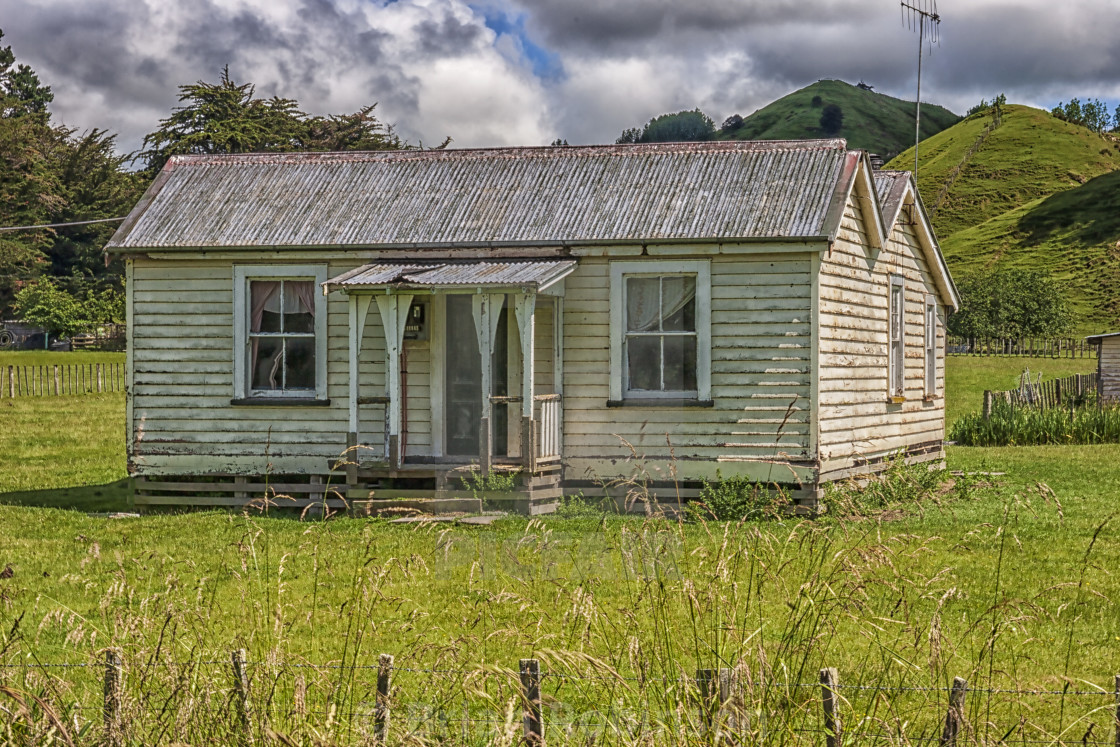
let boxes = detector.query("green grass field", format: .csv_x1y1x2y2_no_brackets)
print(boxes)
719,79,960,160
1,353,1119,744
888,105,1120,333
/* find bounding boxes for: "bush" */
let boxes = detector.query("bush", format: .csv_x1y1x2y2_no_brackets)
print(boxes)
554,493,612,519
819,104,843,135
822,454,964,518
949,397,1120,446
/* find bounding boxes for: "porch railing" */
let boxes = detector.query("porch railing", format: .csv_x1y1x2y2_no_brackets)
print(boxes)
534,394,562,462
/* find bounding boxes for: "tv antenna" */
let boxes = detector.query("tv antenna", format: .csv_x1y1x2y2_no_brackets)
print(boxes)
901,0,940,177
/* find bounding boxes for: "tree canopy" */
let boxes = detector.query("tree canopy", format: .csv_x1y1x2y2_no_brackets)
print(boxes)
947,269,1073,339
139,67,417,174
0,28,142,315
616,109,716,144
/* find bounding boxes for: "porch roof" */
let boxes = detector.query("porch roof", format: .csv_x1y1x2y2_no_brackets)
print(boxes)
322,259,577,293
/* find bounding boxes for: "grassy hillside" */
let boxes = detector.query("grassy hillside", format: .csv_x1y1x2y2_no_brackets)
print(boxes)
888,105,1120,331
720,79,960,159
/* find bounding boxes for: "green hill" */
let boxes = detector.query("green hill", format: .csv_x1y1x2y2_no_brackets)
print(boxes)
719,79,960,159
887,105,1120,332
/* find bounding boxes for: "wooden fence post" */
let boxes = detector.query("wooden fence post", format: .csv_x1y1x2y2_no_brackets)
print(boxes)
98,363,103,393
103,648,123,747
520,658,543,745
940,676,967,747
375,653,393,744
231,648,254,745
820,668,841,747
982,391,994,421
53,365,59,396
697,667,737,740
1114,674,1120,747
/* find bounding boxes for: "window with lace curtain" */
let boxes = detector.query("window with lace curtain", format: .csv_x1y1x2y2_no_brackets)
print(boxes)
233,265,328,402
609,260,711,403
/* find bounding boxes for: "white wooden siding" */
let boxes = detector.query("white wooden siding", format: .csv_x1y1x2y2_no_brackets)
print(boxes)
817,195,946,477
559,253,817,484
130,257,386,476
131,260,566,475
1100,338,1120,401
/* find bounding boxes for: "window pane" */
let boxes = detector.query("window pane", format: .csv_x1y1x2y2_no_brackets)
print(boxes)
626,277,661,332
627,335,661,391
251,281,282,333
285,337,316,389
663,335,697,391
283,281,315,333
661,276,696,332
252,337,284,390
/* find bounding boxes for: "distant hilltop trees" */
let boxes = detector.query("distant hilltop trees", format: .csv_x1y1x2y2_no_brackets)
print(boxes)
1049,97,1119,134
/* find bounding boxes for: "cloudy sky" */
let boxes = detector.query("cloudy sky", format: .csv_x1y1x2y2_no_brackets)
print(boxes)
3,0,1119,156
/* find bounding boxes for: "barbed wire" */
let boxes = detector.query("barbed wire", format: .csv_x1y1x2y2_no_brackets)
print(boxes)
1,659,1116,697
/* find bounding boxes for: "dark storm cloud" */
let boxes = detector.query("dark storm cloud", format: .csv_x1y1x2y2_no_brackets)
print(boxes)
932,3,1120,92
510,0,878,51
6,1,157,107
415,10,484,57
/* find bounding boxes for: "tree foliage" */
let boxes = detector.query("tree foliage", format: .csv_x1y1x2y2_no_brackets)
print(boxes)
14,279,124,339
140,67,414,174
615,109,715,144
0,29,52,116
0,28,142,314
947,269,1073,339
1051,97,1114,134
819,104,844,135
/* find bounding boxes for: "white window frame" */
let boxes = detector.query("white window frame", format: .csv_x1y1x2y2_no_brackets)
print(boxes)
609,260,711,402
924,294,937,399
888,274,905,402
233,264,328,401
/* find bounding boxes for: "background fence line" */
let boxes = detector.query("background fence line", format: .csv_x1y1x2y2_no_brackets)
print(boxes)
983,372,1100,416
0,362,124,398
947,336,1097,359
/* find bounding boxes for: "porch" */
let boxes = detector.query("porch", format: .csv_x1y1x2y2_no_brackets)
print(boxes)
324,260,575,512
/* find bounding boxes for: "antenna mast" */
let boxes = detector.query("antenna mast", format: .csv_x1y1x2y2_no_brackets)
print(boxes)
901,0,940,177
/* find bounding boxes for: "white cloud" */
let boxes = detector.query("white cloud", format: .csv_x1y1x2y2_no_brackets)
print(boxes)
2,0,1118,158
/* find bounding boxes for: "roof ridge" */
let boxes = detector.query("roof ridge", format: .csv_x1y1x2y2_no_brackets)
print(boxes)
166,139,850,167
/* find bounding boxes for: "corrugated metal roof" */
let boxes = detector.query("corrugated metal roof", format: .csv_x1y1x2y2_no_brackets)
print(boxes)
108,140,853,250
323,259,577,293
873,170,911,230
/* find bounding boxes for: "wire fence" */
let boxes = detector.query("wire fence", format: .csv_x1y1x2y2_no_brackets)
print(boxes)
4,653,1120,746
947,336,1097,359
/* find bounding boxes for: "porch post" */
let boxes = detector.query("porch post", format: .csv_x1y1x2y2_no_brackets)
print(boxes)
375,292,413,468
514,292,537,471
472,293,505,475
347,293,374,457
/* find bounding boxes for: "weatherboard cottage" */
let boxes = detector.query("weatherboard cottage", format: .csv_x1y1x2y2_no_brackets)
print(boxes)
107,140,959,513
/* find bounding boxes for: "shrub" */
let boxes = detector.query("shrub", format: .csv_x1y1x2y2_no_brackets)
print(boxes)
690,472,790,521
554,492,612,519
819,104,843,134
822,453,955,518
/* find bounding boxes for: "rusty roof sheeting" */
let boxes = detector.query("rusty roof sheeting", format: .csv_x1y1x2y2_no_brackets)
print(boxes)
323,259,578,293
109,141,852,249
873,170,911,231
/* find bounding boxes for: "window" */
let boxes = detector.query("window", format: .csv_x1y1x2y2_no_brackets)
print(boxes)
889,275,905,401
233,265,328,401
609,260,711,402
924,295,937,398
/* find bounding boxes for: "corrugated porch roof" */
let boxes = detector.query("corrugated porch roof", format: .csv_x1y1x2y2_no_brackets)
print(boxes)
322,259,577,293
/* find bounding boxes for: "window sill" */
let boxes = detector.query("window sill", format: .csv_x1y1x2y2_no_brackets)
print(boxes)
231,397,331,407
888,395,906,405
607,398,714,408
